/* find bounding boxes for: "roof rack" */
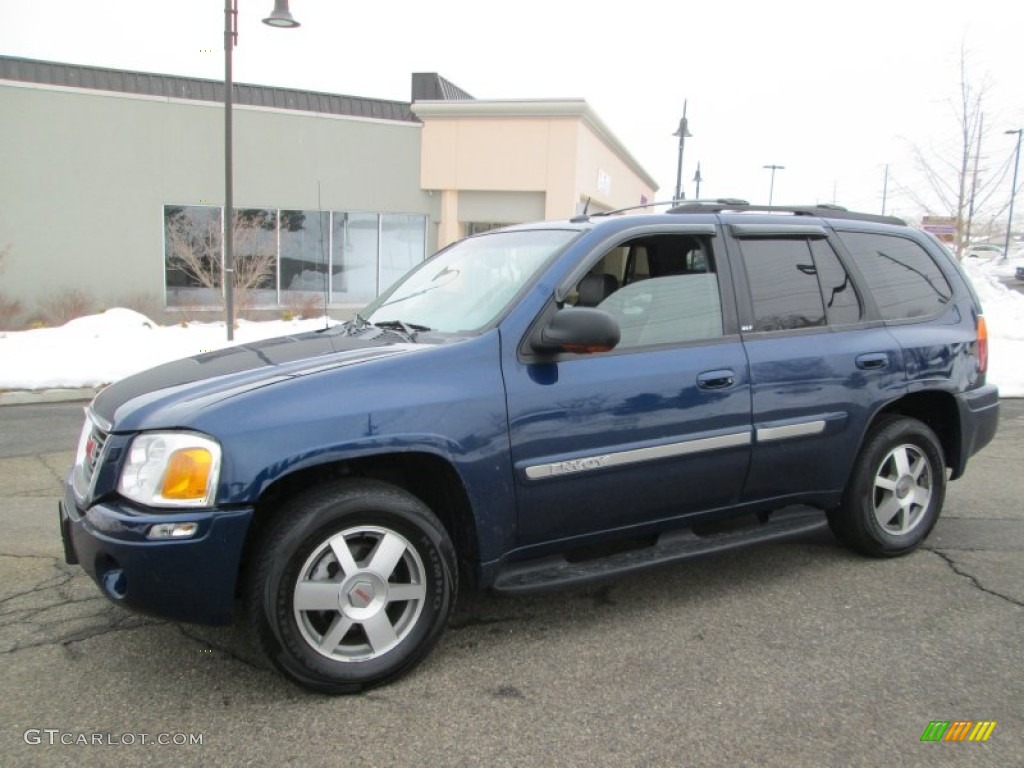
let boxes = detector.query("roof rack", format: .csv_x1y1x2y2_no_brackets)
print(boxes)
666,201,906,226
570,198,751,223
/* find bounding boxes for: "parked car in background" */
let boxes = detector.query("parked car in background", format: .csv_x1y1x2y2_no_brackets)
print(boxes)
965,243,1004,261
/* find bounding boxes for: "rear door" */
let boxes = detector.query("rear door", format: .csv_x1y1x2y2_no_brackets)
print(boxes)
502,225,753,549
726,223,905,503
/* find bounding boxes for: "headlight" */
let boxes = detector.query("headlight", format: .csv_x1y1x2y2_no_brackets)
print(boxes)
118,433,221,508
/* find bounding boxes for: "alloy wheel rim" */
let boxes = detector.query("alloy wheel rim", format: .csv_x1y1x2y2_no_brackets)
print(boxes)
871,443,932,536
293,526,426,662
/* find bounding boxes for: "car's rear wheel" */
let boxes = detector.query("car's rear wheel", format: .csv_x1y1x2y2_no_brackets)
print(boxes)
828,416,946,557
246,479,457,694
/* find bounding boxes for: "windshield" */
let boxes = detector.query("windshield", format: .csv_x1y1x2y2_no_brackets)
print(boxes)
363,229,579,333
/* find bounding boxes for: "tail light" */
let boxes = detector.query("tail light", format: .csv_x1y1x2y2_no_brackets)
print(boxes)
977,315,988,374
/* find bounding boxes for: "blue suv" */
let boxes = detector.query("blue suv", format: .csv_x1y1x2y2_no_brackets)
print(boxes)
60,201,999,693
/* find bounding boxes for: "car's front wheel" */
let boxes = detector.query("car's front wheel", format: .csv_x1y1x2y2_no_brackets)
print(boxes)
828,416,946,557
246,479,457,694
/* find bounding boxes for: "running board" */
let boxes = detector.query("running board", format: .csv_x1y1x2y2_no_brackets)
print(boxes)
492,507,828,595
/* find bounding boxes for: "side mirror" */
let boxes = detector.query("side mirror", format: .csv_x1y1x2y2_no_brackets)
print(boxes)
532,307,620,355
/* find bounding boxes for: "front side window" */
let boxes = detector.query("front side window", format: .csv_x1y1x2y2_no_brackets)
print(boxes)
364,229,579,333
568,234,724,348
837,232,952,320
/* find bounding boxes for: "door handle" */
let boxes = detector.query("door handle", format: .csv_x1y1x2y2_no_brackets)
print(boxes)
856,353,889,371
697,369,736,390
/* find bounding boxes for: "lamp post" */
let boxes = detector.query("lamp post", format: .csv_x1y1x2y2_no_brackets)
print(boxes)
673,101,692,202
692,163,703,199
763,164,785,207
1003,128,1022,262
224,0,300,341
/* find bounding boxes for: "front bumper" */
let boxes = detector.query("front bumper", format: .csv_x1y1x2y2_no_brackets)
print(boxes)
59,482,254,625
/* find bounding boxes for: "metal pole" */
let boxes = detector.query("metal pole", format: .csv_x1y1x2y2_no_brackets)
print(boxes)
1004,129,1022,261
764,164,784,206
224,0,236,341
674,100,690,202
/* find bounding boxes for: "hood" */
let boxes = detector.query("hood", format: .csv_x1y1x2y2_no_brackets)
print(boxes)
92,327,424,428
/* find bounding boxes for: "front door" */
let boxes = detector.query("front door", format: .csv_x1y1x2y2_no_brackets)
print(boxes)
503,230,753,549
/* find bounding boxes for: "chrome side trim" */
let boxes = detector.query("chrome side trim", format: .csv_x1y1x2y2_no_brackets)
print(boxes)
524,431,751,480
756,420,826,442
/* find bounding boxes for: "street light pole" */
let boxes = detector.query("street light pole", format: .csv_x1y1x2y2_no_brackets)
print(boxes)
224,0,237,341
223,0,299,341
673,101,692,202
1003,128,1022,262
763,164,785,207
692,162,703,199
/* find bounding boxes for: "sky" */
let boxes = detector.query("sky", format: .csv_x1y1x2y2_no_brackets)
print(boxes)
1,0,1022,222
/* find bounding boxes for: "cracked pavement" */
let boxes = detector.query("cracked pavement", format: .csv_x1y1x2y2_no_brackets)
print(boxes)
0,401,1021,766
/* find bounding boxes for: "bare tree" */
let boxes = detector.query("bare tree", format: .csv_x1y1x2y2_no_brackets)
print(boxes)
165,209,277,313
901,44,1017,257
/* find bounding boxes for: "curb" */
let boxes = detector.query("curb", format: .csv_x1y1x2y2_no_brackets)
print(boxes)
0,388,101,406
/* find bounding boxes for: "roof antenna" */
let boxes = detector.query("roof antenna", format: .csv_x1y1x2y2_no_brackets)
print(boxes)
570,196,592,223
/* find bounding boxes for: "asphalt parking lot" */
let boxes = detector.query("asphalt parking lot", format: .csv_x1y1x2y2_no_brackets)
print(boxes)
1,401,1021,767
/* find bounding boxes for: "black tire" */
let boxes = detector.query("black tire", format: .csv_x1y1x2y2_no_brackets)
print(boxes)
246,479,457,694
828,416,946,558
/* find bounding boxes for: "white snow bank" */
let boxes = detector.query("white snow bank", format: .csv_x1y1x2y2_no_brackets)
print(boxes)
0,311,339,391
962,259,1024,398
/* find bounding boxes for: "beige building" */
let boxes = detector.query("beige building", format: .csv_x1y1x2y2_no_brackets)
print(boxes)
414,100,657,247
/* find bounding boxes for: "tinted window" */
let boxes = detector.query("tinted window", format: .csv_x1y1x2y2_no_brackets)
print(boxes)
810,239,861,325
740,239,825,331
838,232,952,320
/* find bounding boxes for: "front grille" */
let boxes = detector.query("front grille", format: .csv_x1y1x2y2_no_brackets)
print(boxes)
82,426,108,485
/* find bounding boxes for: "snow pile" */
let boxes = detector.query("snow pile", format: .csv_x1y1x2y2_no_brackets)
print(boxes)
962,258,1024,398
0,310,339,391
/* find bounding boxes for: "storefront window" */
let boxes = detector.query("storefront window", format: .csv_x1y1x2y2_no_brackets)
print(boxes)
380,214,427,293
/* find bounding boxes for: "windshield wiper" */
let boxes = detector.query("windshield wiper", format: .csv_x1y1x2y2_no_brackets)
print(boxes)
372,319,431,341
320,313,371,336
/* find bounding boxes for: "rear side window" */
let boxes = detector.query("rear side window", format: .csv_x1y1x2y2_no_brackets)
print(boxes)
837,232,952,320
739,239,826,331
739,238,863,331
811,239,861,325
